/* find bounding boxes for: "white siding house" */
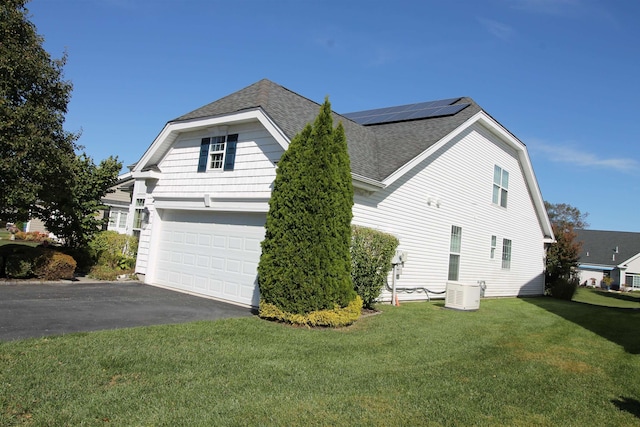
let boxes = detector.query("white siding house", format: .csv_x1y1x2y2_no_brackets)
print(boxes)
102,175,134,234
127,79,554,307
575,229,640,290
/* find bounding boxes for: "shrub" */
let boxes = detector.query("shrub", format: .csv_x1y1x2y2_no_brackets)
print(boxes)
13,231,50,243
0,245,75,280
34,250,76,280
259,296,363,327
87,264,134,281
1,245,39,278
57,246,93,274
88,231,138,269
351,226,399,309
546,277,579,300
5,254,34,278
258,98,355,315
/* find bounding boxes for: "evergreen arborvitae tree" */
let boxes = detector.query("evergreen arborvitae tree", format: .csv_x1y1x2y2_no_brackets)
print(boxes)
258,98,355,315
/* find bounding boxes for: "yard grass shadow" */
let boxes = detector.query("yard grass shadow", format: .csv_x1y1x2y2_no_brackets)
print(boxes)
612,396,640,419
522,296,640,354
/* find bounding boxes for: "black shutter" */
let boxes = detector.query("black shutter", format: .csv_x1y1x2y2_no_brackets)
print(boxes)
223,134,238,171
197,137,210,172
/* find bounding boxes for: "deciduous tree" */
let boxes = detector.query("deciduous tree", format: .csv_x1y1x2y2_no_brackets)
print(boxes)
1,1,121,249
0,0,78,221
37,154,122,248
544,201,587,299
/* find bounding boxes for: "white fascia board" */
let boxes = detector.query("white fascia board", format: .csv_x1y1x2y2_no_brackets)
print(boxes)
381,111,554,241
133,108,290,173
620,251,640,268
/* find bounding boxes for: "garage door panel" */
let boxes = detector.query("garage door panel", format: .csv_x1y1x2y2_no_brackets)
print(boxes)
213,236,226,248
154,210,265,306
197,255,209,267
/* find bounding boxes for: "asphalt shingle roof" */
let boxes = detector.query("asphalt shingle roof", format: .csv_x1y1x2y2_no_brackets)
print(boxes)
575,229,640,266
173,79,482,182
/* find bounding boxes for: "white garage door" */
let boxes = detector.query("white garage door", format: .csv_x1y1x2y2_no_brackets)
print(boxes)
154,210,266,306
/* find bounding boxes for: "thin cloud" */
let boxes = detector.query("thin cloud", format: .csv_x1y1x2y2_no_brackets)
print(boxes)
531,140,638,173
510,0,583,16
478,17,516,41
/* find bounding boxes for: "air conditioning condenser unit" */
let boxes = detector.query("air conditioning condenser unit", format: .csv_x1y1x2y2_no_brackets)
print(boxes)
445,282,480,311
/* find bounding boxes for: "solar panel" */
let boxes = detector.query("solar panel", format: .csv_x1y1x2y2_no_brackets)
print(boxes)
343,97,469,125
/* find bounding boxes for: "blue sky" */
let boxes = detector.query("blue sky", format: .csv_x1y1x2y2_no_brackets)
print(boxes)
27,0,640,232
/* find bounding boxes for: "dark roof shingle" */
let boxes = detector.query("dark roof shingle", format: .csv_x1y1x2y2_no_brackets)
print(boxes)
173,79,482,182
576,229,640,266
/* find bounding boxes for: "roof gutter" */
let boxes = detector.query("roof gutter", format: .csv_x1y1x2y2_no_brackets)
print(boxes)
352,173,385,192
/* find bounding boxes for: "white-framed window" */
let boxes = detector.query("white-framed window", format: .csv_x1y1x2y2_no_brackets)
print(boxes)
108,210,117,228
492,165,509,208
209,135,227,170
118,211,128,229
502,238,512,270
626,274,640,289
448,225,462,281
490,235,497,259
107,209,128,232
197,134,238,173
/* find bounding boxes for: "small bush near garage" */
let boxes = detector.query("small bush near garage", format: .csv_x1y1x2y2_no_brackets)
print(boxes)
34,250,76,280
87,231,138,280
351,226,399,309
0,244,76,280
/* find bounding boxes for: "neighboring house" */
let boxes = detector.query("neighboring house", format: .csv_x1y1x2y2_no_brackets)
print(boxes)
126,79,554,307
14,177,133,240
25,217,47,234
102,174,134,234
575,229,640,290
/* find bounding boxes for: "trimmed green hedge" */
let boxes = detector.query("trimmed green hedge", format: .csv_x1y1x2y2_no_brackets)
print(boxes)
351,226,399,309
0,244,76,280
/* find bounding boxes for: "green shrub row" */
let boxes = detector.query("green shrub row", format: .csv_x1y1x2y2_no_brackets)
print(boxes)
350,225,399,309
13,231,51,243
259,295,363,327
0,245,76,280
88,231,138,269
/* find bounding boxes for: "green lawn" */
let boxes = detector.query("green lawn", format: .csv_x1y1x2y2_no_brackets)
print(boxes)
573,286,640,308
1,296,639,426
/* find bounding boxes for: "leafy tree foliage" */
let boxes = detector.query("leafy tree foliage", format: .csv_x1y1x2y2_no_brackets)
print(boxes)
37,155,122,249
544,202,587,298
0,0,78,221
544,201,589,232
258,98,356,315
1,1,121,249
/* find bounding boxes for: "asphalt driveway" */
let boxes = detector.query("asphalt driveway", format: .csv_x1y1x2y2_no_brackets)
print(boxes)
0,281,255,341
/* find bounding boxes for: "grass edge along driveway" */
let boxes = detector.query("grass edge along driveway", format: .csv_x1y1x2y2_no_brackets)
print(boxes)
1,294,639,426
